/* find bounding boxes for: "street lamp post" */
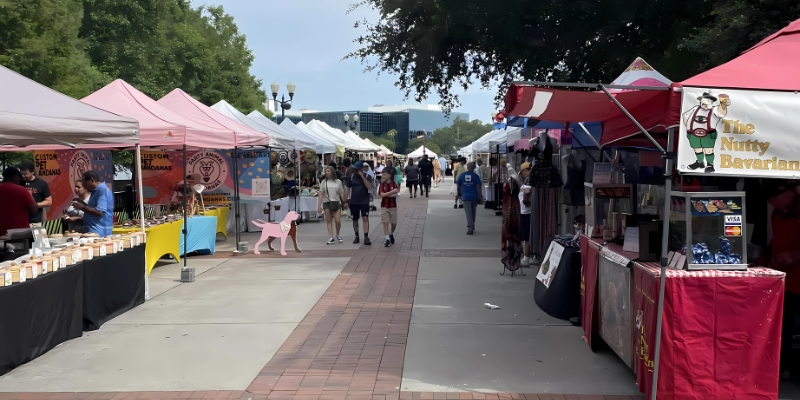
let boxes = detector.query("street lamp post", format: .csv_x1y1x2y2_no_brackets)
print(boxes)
417,133,427,155
343,113,359,134
270,81,296,123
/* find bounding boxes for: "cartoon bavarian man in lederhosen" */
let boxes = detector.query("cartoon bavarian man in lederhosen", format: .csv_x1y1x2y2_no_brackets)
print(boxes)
682,92,730,173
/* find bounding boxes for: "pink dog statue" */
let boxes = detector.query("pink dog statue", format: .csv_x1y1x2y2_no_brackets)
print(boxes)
252,211,301,256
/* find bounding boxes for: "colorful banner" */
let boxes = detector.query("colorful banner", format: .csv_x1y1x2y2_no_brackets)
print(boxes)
33,149,114,220
678,87,800,177
140,149,270,206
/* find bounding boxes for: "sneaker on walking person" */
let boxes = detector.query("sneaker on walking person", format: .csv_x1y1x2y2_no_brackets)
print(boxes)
327,238,336,245
344,161,374,246
456,161,483,235
378,170,400,248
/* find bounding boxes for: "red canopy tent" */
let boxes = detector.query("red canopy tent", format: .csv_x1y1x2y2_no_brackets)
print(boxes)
680,18,800,91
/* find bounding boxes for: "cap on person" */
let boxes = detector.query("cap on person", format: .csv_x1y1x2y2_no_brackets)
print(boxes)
353,160,364,169
520,162,532,171
2,166,23,181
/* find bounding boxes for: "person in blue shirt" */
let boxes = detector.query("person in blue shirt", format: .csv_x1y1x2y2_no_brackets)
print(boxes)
456,162,484,235
72,170,114,237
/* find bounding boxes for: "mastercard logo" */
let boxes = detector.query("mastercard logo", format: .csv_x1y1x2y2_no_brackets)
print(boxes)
725,226,741,237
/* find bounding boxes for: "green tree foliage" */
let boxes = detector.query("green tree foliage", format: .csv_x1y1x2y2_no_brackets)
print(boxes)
427,117,493,155
348,0,800,111
0,0,103,98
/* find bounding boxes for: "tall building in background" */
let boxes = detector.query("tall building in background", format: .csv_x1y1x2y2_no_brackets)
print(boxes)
301,105,468,154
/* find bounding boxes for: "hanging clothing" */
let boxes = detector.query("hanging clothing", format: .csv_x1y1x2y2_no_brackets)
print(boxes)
529,136,563,188
501,179,523,272
562,154,586,206
534,188,560,255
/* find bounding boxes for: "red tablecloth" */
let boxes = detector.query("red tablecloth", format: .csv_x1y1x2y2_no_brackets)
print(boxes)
580,235,602,349
633,262,785,399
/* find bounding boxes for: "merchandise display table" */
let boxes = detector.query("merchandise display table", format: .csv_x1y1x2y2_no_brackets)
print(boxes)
82,245,146,331
204,207,229,238
534,238,582,320
0,262,84,375
113,221,181,274
178,216,217,256
579,234,786,398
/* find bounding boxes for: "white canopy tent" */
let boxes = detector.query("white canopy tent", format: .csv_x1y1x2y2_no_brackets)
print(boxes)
345,131,381,152
471,129,519,153
297,121,345,157
305,120,349,149
379,145,394,156
317,121,374,152
210,100,289,149
0,65,139,147
247,111,316,150
407,145,438,160
277,119,336,154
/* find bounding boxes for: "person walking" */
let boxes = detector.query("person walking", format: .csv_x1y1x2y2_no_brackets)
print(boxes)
418,154,434,197
378,169,400,247
456,162,483,235
403,158,420,198
438,155,448,183
344,160,374,245
318,166,346,244
432,157,441,188
452,157,467,209
518,162,533,266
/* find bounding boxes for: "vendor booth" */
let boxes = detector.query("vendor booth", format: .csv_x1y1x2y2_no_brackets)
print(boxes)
1,66,146,375
495,44,795,398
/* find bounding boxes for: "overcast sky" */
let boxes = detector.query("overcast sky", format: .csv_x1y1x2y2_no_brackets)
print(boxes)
191,0,498,122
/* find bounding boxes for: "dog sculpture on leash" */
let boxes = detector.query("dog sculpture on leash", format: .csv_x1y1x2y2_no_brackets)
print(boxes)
252,211,301,256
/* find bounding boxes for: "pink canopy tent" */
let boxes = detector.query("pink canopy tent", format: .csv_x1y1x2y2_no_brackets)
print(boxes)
82,80,234,149
680,18,800,91
158,89,270,147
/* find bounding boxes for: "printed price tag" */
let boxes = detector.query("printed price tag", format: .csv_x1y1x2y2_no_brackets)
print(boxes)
118,242,123,252
4,272,11,286
99,245,107,257
72,251,81,265
136,235,142,245
59,256,66,269
41,261,48,275
112,242,118,253
30,265,38,279
20,268,26,282
88,247,94,260
131,238,136,248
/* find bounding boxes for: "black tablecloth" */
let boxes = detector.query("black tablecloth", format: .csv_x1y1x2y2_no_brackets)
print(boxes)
0,263,84,375
534,240,582,320
83,244,146,331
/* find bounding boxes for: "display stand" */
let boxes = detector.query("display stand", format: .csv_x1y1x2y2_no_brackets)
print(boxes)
533,237,581,320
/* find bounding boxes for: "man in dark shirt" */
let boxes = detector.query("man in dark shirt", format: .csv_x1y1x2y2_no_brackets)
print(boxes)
344,160,374,245
18,161,52,226
418,154,434,197
0,167,38,236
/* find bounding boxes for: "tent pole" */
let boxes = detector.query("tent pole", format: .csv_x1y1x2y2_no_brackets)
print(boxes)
597,84,665,154
182,145,188,269
135,144,148,300
233,146,241,252
576,123,612,162
650,128,675,400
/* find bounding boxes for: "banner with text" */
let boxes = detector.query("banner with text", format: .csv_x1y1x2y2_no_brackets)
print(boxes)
33,150,113,220
140,149,270,206
678,87,800,178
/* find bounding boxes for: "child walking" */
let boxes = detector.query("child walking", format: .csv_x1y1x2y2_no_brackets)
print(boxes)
378,169,400,247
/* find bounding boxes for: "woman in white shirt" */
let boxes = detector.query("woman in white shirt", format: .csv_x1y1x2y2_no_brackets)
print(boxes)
62,180,91,232
318,166,346,245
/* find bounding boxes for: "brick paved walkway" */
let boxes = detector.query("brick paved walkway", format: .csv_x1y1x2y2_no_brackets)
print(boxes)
0,197,643,400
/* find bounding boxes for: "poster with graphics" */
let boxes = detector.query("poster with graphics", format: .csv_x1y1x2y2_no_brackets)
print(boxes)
33,150,113,220
678,87,800,178
141,149,270,205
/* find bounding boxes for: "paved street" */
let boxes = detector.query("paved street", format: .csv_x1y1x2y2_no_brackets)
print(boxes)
0,181,644,399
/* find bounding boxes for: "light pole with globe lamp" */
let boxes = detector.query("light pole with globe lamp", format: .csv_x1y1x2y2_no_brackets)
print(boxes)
343,113,359,134
270,82,296,123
